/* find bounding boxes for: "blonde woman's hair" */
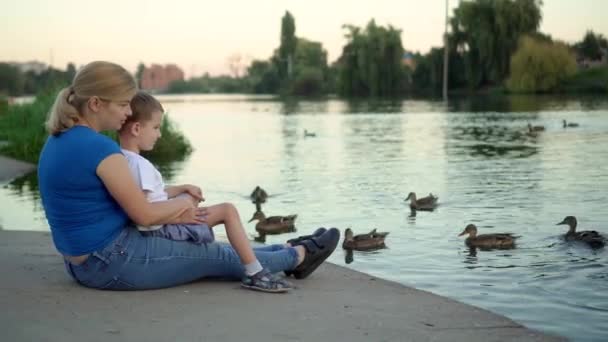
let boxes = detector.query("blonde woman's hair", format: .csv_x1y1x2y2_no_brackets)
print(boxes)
46,61,137,135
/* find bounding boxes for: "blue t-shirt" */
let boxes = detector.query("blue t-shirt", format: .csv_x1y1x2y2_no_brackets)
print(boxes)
38,126,129,256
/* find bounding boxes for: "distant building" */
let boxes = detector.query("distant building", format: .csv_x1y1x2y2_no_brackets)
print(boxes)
11,61,47,74
402,52,417,71
576,47,608,69
140,64,185,92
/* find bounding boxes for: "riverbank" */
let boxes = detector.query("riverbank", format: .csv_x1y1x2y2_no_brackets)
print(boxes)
0,229,563,342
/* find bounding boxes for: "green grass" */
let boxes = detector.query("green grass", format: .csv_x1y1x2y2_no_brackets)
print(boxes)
0,89,192,164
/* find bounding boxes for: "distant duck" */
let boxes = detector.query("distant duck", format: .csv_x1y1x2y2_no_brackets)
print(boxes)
342,228,389,251
405,192,438,210
562,120,579,128
304,129,317,137
458,224,518,249
556,216,605,249
250,186,268,204
248,211,297,235
528,123,545,132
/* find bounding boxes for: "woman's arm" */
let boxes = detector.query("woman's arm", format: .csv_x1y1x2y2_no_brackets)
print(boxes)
97,154,204,226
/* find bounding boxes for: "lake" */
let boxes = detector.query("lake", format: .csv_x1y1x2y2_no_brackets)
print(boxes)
1,93,607,341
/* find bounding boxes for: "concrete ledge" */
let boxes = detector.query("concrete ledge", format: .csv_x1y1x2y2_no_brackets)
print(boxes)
0,230,563,342
0,155,35,183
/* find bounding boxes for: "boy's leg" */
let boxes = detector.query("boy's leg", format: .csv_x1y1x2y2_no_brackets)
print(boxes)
203,203,257,265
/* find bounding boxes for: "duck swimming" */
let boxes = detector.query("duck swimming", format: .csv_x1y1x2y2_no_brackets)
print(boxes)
342,228,389,251
458,224,517,249
528,123,545,132
556,216,605,248
250,186,268,204
405,192,438,210
562,120,579,128
248,211,297,235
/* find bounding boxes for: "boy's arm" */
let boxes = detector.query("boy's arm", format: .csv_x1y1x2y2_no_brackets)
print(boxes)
166,184,205,203
165,185,185,199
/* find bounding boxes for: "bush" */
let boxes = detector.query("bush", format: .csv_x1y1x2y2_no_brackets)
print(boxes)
507,36,577,93
0,89,192,164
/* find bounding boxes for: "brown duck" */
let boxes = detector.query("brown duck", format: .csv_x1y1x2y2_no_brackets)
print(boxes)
248,211,297,235
458,224,517,249
405,192,438,210
250,186,268,204
342,228,389,251
562,120,579,128
557,216,605,249
528,123,545,132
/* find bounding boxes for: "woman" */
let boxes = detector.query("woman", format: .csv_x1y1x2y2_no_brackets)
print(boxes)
38,61,339,291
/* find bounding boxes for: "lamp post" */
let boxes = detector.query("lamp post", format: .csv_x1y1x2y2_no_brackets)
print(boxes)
442,0,449,101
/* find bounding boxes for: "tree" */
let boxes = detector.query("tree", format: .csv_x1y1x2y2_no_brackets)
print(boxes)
291,38,329,95
278,11,297,84
507,36,576,92
66,63,77,82
135,63,146,88
575,30,608,61
450,0,542,88
0,63,24,96
246,60,280,93
336,20,407,97
227,53,246,78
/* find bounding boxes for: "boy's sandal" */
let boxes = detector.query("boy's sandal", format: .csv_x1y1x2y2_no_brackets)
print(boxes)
241,268,293,293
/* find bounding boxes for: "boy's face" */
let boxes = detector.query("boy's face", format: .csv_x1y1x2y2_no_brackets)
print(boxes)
138,110,163,151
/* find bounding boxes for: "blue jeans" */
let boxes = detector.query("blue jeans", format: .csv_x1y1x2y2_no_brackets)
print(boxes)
139,223,215,244
64,226,298,290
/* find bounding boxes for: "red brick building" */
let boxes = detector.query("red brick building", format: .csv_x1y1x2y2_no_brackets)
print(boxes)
140,64,185,91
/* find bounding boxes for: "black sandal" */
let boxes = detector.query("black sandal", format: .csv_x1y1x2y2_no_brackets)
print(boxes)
291,228,340,279
286,227,327,246
284,227,327,277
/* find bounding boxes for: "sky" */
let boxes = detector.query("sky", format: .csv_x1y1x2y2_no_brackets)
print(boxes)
1,0,607,77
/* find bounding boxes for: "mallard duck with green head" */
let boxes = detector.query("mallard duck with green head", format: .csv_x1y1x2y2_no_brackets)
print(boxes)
557,216,605,249
342,228,389,251
458,224,517,249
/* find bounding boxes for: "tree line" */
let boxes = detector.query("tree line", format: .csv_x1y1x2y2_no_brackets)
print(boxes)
2,0,607,98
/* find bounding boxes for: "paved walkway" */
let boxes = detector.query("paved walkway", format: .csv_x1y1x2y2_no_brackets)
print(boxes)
0,230,563,342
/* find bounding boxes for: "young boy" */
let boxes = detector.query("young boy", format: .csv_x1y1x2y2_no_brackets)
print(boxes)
118,91,295,292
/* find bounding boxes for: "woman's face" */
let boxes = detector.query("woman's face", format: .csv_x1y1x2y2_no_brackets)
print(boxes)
91,96,132,131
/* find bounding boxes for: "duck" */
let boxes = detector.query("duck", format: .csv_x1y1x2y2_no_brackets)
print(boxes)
304,129,317,137
405,192,438,210
250,186,268,204
248,211,297,235
458,224,517,249
562,119,579,128
527,123,545,132
342,228,389,251
556,216,605,248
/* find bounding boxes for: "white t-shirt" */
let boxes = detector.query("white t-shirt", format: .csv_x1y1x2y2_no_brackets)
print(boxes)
122,149,168,231
122,149,168,203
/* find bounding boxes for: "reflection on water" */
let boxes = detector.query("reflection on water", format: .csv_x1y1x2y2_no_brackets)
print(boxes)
2,94,608,341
